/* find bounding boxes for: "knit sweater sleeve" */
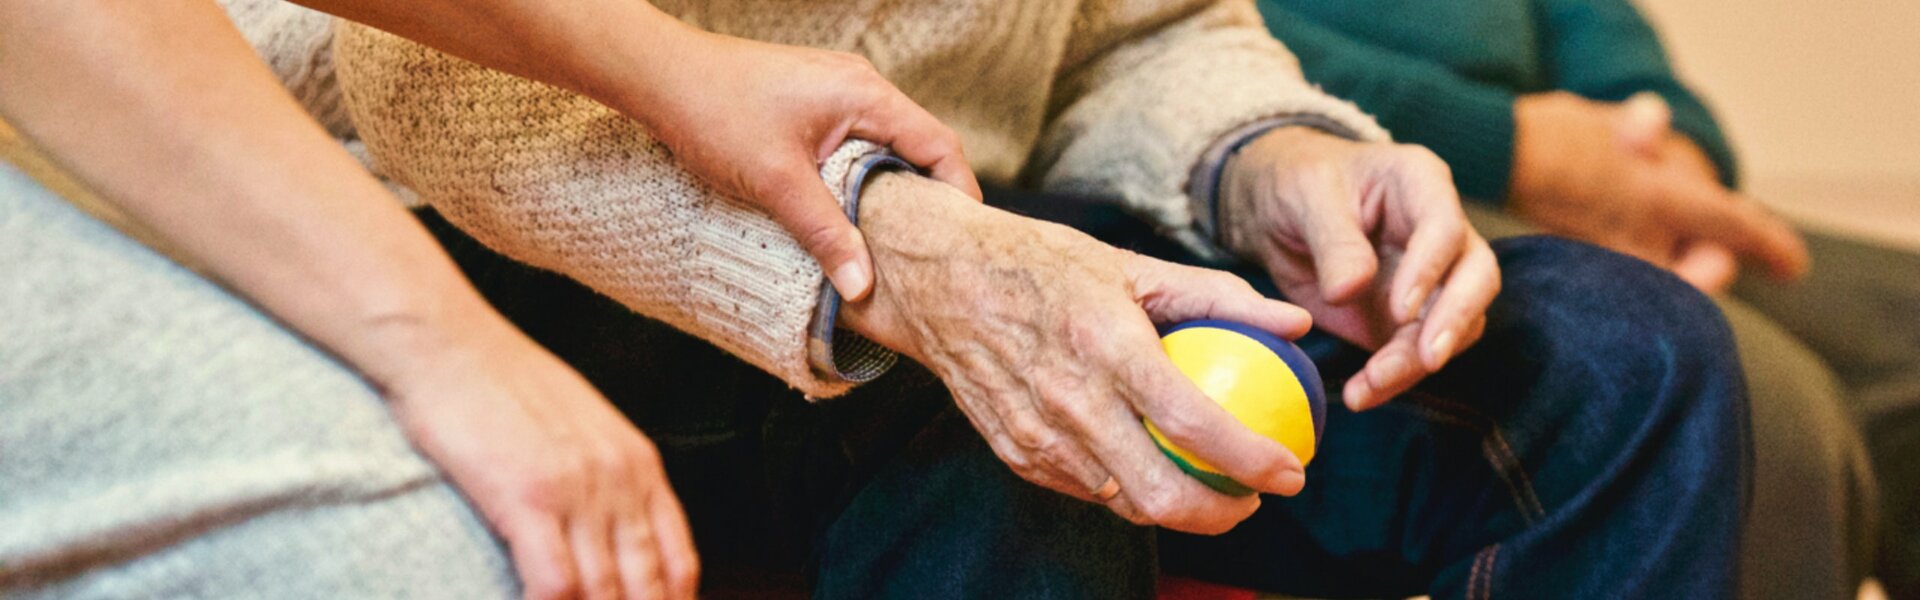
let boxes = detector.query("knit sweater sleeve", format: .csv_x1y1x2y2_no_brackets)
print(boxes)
332,22,890,398
1025,0,1388,253
1533,0,1740,187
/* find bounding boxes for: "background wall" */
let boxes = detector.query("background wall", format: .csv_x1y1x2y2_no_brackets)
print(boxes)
1636,0,1920,250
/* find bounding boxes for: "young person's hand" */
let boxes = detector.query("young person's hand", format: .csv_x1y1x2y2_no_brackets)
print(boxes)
0,3,700,598
1509,92,1808,293
375,319,699,600
841,173,1313,535
606,31,982,302
1219,128,1498,411
301,0,980,302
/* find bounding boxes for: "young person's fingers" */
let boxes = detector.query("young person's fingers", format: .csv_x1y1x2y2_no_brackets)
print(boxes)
613,514,665,600
500,512,581,600
568,512,623,600
852,91,982,201
643,488,700,600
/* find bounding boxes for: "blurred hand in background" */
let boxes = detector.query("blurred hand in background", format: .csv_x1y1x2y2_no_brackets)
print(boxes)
1509,91,1809,293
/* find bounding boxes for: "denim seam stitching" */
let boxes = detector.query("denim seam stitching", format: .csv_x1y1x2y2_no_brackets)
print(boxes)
1477,544,1501,600
1401,392,1547,523
1468,546,1488,600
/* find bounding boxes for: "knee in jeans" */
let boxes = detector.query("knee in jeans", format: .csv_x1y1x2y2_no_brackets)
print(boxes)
1488,236,1746,424
1493,236,1735,361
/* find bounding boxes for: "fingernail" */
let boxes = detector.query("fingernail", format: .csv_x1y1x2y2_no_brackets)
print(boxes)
1343,378,1372,412
831,261,871,301
1427,330,1457,368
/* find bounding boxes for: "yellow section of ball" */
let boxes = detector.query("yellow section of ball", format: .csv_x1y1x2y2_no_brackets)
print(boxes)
1146,327,1318,473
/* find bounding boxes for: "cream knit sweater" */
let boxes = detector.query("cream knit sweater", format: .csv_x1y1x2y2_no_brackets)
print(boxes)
323,0,1387,398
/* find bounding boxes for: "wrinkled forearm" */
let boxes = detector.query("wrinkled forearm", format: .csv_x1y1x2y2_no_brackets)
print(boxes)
0,0,510,388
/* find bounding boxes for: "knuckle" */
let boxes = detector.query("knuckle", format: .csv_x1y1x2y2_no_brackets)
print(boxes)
1402,145,1451,174
671,559,702,593
584,569,620,600
796,220,849,256
1006,416,1053,452
1146,404,1206,443
1133,486,1184,524
517,457,587,510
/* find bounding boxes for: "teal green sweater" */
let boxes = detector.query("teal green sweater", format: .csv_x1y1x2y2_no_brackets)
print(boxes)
1255,0,1738,203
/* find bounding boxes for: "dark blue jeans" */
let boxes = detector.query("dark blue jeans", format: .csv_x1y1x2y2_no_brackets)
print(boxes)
419,185,1751,599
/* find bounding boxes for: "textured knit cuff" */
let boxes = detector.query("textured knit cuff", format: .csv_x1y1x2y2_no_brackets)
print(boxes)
1387,81,1518,204
807,145,907,388
1187,114,1365,250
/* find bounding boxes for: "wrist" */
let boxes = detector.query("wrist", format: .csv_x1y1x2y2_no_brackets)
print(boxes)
329,262,528,396
835,171,1008,361
1215,127,1332,254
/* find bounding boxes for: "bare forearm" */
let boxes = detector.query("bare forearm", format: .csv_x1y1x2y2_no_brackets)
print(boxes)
293,0,700,130
0,0,507,386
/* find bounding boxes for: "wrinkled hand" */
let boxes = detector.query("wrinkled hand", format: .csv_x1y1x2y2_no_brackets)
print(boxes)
376,321,698,600
840,173,1313,534
1219,127,1499,412
606,29,982,302
1510,91,1808,293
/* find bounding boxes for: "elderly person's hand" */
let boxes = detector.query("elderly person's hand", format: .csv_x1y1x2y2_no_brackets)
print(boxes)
840,173,1314,534
1509,91,1809,293
1218,127,1499,411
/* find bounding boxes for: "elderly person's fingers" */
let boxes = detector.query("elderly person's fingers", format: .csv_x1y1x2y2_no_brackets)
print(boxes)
1415,235,1500,371
1114,261,1311,496
1130,262,1314,340
1067,366,1265,534
1341,323,1427,412
1291,170,1381,304
1375,147,1470,326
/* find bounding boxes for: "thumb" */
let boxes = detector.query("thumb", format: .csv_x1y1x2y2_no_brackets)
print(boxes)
759,165,876,301
1614,92,1673,156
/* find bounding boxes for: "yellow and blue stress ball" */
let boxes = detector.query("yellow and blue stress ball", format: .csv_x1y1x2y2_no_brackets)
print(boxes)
1146,319,1327,496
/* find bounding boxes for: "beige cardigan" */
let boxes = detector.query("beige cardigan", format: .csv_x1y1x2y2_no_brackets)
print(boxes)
322,0,1387,397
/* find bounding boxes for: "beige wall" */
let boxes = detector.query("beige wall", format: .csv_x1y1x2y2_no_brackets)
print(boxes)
1636,0,1920,249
